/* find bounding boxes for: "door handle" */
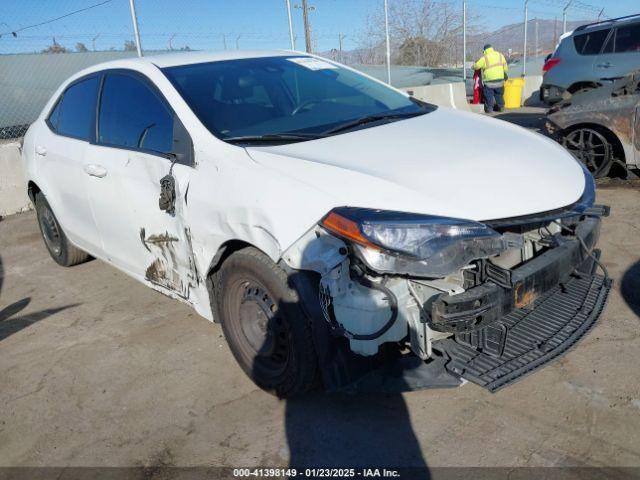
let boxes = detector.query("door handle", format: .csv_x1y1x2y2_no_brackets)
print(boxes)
597,62,612,68
84,164,108,178
35,145,47,156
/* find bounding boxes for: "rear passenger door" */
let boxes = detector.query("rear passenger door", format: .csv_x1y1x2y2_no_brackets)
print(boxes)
38,75,103,255
85,70,198,299
570,28,611,85
595,23,640,81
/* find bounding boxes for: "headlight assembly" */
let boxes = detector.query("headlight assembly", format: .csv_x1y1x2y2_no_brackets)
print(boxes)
321,207,521,278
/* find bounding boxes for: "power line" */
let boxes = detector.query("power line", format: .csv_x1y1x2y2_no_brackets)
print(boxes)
0,0,114,37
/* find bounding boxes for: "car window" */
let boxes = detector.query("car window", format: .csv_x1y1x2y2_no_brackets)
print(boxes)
48,76,99,140
162,56,427,140
98,73,174,154
573,29,611,55
602,31,614,54
615,23,640,53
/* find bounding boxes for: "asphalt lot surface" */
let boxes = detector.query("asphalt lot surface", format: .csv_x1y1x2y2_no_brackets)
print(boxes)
1,110,640,473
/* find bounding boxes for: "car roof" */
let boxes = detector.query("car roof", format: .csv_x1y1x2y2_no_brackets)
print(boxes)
142,49,296,68
64,50,302,85
574,13,640,34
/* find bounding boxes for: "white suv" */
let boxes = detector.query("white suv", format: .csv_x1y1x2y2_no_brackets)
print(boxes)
22,51,610,396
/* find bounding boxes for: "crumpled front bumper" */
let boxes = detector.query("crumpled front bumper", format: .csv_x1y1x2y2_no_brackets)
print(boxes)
430,215,604,333
434,266,611,392
325,212,612,393
429,212,612,392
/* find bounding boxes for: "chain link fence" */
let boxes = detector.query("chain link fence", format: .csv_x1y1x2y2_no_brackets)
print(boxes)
0,0,609,139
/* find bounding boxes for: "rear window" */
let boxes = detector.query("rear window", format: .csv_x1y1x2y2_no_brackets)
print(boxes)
573,29,611,55
48,76,99,140
615,23,640,53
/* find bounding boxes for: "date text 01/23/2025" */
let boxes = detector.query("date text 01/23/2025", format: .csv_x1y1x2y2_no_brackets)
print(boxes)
233,468,402,478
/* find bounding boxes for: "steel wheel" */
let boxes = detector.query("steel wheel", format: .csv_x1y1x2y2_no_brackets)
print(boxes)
563,127,612,178
39,206,63,256
34,193,90,267
215,247,318,397
225,276,291,384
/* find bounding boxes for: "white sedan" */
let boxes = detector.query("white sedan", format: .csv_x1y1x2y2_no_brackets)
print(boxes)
22,51,611,397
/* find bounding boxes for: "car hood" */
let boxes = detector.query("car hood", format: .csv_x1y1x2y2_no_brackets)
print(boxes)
245,108,586,222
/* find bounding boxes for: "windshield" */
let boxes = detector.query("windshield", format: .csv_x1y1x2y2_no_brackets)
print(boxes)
162,56,431,142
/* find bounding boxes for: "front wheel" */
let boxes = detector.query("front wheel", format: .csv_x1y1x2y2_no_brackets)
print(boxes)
562,127,613,178
215,247,318,397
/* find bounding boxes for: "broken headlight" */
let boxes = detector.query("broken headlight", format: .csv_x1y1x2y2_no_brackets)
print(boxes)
321,207,519,278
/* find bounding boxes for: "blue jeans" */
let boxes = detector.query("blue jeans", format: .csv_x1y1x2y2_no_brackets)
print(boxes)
483,85,505,113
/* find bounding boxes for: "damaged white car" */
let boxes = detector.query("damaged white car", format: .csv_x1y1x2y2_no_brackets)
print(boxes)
22,51,611,397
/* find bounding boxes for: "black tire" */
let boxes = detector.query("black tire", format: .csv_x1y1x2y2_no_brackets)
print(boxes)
35,193,90,267
562,127,613,178
215,247,318,397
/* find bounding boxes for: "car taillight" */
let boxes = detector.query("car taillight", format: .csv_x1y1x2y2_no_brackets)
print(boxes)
543,58,561,73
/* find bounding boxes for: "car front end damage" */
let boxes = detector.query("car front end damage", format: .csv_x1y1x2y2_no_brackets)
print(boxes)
283,167,611,393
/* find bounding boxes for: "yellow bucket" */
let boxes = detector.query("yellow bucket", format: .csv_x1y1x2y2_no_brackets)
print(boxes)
504,77,525,109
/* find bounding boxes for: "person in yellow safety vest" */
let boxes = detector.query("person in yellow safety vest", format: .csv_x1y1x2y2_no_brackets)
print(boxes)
473,44,509,113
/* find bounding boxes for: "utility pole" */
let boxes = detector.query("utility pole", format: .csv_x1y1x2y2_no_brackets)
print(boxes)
563,0,574,33
295,0,314,53
597,8,605,22
236,34,242,50
535,18,538,57
553,16,558,48
384,0,391,85
128,0,143,57
168,33,176,51
92,33,101,51
523,0,529,76
462,0,467,82
338,33,346,63
285,0,295,50
223,34,227,50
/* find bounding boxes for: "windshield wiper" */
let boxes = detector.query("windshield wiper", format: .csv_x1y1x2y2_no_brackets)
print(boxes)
323,111,427,135
224,133,325,144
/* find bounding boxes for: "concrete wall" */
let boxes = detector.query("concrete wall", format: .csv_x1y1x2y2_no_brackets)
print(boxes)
0,141,32,217
403,75,544,110
522,75,544,107
401,82,471,111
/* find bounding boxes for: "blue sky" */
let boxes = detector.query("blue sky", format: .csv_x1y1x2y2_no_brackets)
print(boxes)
1,0,638,53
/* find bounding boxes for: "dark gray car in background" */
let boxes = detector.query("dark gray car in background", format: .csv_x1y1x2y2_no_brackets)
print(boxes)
545,71,640,178
541,14,640,105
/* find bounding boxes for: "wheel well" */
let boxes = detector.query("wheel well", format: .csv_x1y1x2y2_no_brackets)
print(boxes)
563,123,626,162
204,240,254,322
567,82,600,93
27,181,41,203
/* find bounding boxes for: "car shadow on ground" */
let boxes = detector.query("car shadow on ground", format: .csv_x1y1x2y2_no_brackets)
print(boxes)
0,255,80,342
284,392,429,473
620,260,640,318
247,267,431,476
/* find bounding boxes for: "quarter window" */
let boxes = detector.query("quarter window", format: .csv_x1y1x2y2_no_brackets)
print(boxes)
615,24,640,53
98,73,174,154
48,76,99,140
573,29,611,55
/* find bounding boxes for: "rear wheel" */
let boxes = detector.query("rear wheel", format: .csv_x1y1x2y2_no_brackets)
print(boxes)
562,127,613,178
215,247,318,397
35,193,90,267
